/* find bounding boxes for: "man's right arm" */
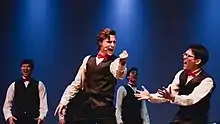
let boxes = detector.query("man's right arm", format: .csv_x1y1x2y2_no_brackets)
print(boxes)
3,82,15,121
148,93,169,103
59,55,90,106
148,70,183,103
115,86,126,124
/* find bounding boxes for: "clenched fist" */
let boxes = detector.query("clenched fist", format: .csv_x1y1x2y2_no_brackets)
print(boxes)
119,50,128,60
119,50,128,65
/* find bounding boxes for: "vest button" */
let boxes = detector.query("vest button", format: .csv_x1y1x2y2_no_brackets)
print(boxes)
24,111,27,114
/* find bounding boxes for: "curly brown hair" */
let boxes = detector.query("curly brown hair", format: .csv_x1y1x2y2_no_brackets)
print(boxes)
96,28,116,50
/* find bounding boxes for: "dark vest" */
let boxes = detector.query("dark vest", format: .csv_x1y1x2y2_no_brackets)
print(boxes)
83,55,117,108
14,78,40,118
122,85,142,124
176,70,215,119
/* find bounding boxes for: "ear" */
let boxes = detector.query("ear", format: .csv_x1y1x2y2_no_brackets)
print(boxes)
195,59,201,65
126,75,130,80
99,41,102,46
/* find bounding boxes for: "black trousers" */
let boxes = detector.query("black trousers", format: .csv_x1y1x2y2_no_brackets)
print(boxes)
66,105,116,124
14,115,38,124
170,120,207,124
123,119,142,124
72,118,116,124
170,116,208,124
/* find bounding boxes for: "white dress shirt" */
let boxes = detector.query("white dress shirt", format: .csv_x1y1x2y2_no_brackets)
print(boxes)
148,70,214,106
115,84,150,124
59,55,127,106
2,80,48,121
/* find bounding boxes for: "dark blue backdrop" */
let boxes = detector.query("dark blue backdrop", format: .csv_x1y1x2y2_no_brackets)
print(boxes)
0,0,219,123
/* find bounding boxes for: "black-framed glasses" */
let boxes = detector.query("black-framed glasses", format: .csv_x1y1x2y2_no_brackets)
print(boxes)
183,53,195,58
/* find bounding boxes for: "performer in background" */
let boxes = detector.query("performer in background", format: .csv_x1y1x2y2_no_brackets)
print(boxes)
3,59,48,124
115,67,150,124
135,44,215,124
55,28,128,124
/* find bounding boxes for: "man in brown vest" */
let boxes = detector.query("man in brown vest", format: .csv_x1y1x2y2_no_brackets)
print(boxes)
54,28,128,124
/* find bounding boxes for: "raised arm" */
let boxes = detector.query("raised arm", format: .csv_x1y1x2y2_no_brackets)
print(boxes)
110,50,128,80
148,70,183,103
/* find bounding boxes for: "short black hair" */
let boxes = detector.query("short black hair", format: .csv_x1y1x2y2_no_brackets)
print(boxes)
187,44,209,67
20,59,34,70
126,67,138,79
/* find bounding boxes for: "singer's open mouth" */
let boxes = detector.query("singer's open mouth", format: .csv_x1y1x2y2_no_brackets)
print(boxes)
183,60,187,67
108,48,114,52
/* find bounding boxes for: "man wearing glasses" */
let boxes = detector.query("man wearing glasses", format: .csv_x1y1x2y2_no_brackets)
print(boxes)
115,67,150,124
135,44,215,124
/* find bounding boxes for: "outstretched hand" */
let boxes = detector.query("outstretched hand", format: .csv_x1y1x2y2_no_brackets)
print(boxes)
134,86,151,100
157,87,175,101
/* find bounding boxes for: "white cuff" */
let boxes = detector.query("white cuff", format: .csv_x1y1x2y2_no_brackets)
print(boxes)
5,114,13,121
60,99,68,106
39,114,45,120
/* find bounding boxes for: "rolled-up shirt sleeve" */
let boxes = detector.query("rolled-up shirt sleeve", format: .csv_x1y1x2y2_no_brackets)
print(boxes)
110,58,127,80
141,100,150,124
38,81,48,120
115,86,126,124
3,82,15,121
148,93,169,103
148,70,183,103
59,56,89,106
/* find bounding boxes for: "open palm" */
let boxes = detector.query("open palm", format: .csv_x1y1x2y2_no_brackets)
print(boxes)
135,86,151,100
